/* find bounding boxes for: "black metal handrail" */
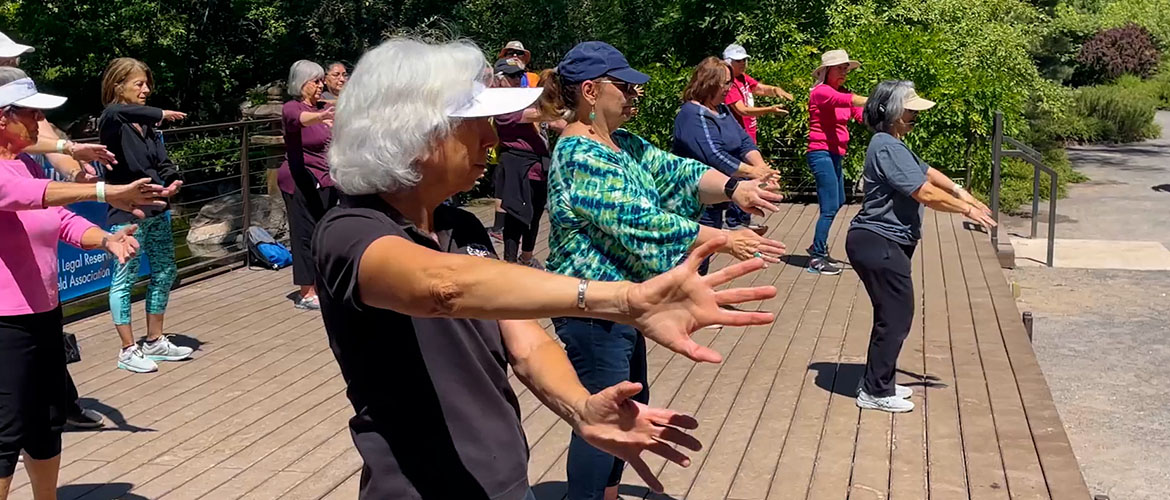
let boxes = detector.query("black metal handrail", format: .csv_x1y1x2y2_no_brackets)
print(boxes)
991,111,1057,267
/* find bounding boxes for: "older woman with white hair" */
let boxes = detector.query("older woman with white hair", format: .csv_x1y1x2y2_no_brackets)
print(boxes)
278,59,335,310
847,80,995,413
315,37,780,499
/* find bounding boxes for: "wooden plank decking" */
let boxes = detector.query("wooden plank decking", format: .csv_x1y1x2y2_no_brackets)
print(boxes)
8,203,1090,500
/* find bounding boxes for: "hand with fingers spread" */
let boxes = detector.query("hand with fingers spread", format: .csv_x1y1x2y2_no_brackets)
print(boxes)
963,204,997,228
731,179,784,217
104,178,168,219
574,381,702,493
101,225,141,264
624,237,778,363
722,228,787,263
160,180,183,197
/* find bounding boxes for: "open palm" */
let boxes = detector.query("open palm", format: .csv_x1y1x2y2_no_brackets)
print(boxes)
625,237,777,363
576,381,702,493
103,225,140,264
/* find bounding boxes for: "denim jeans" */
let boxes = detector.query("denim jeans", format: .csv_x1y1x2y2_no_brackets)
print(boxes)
552,317,649,500
697,203,728,275
807,150,845,257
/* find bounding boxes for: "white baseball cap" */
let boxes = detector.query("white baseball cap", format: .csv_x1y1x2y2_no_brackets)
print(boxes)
0,77,67,109
0,32,34,58
446,81,543,118
723,44,750,61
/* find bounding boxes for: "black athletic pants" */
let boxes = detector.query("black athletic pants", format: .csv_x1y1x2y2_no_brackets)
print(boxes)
845,228,917,398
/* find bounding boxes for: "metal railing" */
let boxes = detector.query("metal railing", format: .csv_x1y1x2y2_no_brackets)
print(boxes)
63,117,284,309
991,111,1058,267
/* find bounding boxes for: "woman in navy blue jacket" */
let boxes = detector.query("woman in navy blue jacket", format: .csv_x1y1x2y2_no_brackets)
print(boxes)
673,57,782,273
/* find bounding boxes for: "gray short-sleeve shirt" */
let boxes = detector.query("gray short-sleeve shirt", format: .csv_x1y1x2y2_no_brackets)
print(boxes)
850,132,929,245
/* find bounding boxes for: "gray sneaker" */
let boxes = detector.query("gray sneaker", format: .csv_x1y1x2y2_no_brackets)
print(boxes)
117,346,159,373
857,381,914,399
140,335,193,362
807,257,842,275
857,389,915,413
295,295,321,310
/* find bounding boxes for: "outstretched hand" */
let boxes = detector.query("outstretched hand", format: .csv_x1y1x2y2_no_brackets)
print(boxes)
731,180,784,217
104,178,168,218
575,381,702,493
69,143,118,167
625,236,777,363
102,225,140,264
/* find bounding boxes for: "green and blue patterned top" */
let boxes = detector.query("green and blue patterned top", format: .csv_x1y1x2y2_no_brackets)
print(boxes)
546,129,710,283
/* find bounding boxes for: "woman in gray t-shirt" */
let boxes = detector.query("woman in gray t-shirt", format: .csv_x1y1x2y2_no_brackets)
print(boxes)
846,80,997,413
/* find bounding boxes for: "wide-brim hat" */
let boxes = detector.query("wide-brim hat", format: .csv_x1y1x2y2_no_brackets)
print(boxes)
498,41,531,64
447,81,543,118
903,88,936,111
813,49,860,77
0,78,66,109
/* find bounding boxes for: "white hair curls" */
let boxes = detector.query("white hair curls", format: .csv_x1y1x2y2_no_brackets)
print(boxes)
329,38,487,195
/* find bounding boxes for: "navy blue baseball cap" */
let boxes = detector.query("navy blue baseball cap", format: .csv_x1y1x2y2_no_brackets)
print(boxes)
556,41,649,85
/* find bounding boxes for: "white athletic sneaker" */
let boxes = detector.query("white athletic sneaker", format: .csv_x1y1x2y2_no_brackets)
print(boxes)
856,389,915,413
117,346,159,373
140,335,194,362
857,382,914,399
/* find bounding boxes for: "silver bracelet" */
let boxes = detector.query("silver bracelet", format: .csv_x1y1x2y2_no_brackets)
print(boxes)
576,279,589,311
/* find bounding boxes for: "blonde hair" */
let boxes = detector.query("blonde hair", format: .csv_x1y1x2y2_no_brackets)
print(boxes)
101,57,154,106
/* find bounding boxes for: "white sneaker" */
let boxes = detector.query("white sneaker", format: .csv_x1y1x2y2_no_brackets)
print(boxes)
856,389,915,413
117,346,159,373
857,382,914,399
141,335,193,362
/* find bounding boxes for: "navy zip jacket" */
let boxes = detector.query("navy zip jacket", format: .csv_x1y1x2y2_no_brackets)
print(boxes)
99,103,182,225
672,101,758,176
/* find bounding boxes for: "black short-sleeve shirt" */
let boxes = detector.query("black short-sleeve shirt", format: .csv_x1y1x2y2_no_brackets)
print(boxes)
851,132,929,245
312,194,529,500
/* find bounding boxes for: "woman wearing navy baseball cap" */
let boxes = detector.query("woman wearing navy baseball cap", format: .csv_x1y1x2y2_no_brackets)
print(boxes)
539,42,787,500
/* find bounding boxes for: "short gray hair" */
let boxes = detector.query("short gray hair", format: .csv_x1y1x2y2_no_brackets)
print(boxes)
0,66,27,87
287,60,324,98
864,80,915,133
329,38,486,195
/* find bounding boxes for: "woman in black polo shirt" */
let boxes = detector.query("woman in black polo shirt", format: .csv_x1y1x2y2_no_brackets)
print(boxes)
847,80,995,413
314,37,781,499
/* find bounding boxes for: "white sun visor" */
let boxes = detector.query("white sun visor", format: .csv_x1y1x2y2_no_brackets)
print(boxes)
0,78,66,109
447,82,544,118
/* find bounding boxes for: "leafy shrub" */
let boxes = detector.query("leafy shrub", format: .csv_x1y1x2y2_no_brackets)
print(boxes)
1076,23,1160,82
1070,85,1160,142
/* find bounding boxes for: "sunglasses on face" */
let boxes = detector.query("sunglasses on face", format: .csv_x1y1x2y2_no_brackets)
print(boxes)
505,50,527,58
594,79,638,96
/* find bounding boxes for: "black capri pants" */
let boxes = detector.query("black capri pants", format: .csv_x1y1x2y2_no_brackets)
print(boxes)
0,307,69,476
282,185,339,286
845,228,918,399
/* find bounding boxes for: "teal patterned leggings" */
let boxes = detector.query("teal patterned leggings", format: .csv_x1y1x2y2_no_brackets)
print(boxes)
109,212,177,325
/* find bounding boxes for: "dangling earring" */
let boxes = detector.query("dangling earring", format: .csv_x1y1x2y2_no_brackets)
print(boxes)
588,110,596,122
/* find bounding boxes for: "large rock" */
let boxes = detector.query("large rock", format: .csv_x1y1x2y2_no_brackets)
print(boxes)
186,194,288,251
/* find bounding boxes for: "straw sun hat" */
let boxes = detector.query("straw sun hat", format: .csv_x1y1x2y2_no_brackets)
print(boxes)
813,49,860,83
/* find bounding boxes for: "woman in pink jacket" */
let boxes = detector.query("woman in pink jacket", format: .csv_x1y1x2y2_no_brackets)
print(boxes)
0,67,167,498
806,49,868,276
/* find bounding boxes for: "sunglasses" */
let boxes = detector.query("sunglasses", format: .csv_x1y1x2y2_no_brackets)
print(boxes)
594,79,638,96
504,50,527,58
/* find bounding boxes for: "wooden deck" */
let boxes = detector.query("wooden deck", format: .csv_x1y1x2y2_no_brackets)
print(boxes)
8,203,1091,500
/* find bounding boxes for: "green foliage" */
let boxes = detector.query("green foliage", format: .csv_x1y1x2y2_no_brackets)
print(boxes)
1070,85,1161,142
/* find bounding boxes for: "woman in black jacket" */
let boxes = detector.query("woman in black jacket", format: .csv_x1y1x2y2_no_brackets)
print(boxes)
99,57,191,374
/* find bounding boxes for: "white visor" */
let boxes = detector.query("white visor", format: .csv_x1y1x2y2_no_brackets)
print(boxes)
448,82,544,118
0,78,66,109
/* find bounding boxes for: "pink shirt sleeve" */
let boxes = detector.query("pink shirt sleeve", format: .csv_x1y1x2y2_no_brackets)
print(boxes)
0,175,50,211
810,84,855,108
851,105,864,122
745,74,759,92
56,206,97,249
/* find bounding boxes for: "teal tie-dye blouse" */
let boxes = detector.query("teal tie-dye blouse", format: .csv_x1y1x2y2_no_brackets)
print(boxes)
546,129,709,283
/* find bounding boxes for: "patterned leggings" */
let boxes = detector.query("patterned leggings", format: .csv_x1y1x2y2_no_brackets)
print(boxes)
109,212,177,325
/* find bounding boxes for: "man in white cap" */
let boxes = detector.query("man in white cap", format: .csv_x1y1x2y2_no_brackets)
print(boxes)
722,43,793,144
0,31,116,182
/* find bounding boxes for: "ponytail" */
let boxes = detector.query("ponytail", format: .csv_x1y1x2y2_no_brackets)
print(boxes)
536,68,581,123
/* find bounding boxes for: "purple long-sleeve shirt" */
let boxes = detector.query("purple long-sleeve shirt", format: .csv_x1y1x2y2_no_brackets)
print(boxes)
0,155,97,315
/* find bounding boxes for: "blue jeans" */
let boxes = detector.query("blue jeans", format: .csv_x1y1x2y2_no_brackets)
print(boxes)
807,150,845,257
697,203,727,276
552,317,649,500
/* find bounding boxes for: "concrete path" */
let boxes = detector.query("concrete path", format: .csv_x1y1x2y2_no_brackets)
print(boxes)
1004,111,1170,500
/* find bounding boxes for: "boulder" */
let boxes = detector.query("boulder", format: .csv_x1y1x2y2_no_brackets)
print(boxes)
186,194,288,251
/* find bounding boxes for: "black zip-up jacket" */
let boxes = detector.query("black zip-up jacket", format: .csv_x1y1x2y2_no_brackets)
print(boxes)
99,103,182,224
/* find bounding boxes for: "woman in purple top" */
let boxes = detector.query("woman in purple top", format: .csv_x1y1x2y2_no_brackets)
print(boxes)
0,68,158,498
278,60,336,310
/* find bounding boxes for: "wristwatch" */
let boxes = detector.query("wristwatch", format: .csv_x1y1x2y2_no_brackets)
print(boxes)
723,177,741,200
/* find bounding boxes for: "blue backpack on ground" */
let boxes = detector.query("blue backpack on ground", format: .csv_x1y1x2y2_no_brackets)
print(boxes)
247,226,293,270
